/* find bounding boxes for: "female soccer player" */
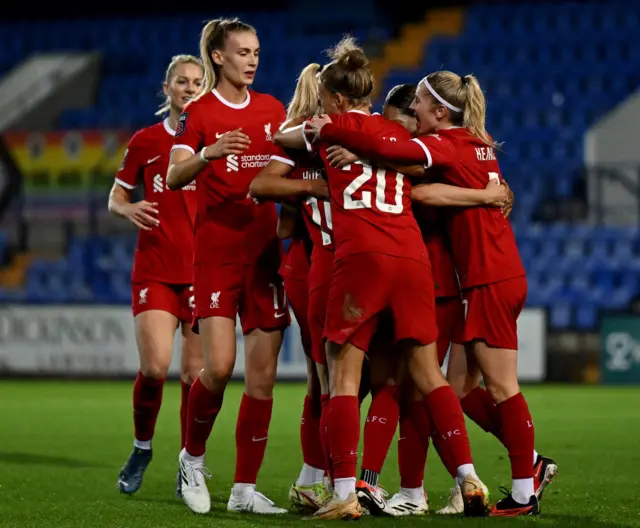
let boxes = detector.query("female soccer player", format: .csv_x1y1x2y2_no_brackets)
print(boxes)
276,39,488,521
109,54,204,497
166,18,291,515
310,70,550,516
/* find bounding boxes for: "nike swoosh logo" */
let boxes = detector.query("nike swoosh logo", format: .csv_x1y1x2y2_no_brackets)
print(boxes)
147,155,161,164
274,312,286,319
252,436,268,442
194,418,210,424
215,132,224,139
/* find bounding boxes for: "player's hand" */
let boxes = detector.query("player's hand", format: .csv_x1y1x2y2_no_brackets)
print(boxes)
308,178,330,199
483,179,509,207
502,179,515,218
125,201,159,231
306,114,333,142
203,128,251,160
326,145,358,168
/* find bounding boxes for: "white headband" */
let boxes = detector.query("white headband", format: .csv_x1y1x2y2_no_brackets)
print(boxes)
421,76,462,113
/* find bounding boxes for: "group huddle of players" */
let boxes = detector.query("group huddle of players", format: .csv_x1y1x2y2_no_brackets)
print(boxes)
108,16,558,520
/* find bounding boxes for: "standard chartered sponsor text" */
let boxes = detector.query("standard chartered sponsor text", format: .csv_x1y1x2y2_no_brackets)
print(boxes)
241,154,270,169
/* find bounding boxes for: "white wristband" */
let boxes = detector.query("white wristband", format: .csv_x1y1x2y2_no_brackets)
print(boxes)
199,148,211,162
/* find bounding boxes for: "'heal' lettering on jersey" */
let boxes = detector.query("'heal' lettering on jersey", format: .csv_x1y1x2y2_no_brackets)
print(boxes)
475,147,496,161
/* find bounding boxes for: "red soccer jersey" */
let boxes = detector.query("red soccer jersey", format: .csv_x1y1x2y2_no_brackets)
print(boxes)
314,111,428,264
171,89,288,264
415,206,459,298
411,128,525,288
116,118,196,284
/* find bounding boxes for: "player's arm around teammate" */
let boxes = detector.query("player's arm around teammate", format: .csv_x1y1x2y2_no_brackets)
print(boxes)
108,55,205,496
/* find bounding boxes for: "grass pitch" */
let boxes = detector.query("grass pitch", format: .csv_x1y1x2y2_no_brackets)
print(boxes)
0,381,638,527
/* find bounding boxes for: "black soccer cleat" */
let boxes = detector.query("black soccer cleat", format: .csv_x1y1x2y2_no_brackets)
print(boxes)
534,454,558,499
117,447,153,495
490,487,540,517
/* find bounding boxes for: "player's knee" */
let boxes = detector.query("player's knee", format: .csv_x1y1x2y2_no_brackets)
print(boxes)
181,354,204,385
447,372,471,399
245,362,277,398
180,366,201,385
202,362,234,389
140,362,170,380
245,360,278,396
484,378,519,404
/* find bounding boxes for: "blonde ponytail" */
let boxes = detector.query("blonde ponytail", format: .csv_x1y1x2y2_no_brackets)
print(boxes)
197,20,221,100
423,70,496,148
195,17,256,101
461,75,494,147
287,63,322,120
155,54,203,116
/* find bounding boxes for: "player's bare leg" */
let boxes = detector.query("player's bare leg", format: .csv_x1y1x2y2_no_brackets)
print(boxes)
226,328,287,514
471,341,540,516
179,316,235,514
175,323,203,498
403,340,488,517
290,356,330,512
118,310,176,495
310,341,364,520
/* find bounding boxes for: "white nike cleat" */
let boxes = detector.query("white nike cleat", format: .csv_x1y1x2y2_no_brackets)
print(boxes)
385,489,429,516
437,484,464,514
227,487,288,514
178,448,212,514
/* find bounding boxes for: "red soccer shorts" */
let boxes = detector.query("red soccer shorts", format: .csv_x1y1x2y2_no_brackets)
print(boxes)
435,296,464,366
457,275,527,350
307,246,334,365
193,252,289,334
324,253,438,351
284,274,311,356
131,281,194,323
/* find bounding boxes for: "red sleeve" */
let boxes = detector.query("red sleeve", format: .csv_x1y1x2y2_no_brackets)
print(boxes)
410,134,456,169
319,122,457,169
115,132,145,189
171,102,204,156
269,102,295,167
320,123,426,164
